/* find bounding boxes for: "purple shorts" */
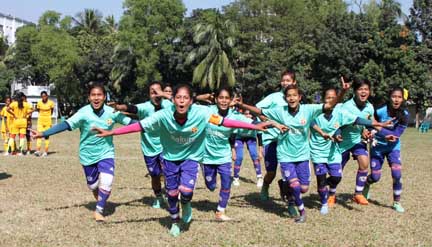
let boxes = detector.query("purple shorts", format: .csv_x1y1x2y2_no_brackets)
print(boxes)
280,161,310,186
370,150,401,171
341,142,369,167
313,163,342,177
163,159,199,193
144,153,164,177
82,158,115,185
264,141,278,172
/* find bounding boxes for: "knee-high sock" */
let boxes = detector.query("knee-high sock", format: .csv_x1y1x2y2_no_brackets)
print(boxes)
253,159,262,177
96,173,113,214
391,164,402,202
289,180,305,215
355,169,368,194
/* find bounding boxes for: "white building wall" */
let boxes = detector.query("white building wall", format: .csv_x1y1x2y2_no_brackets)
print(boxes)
0,13,33,44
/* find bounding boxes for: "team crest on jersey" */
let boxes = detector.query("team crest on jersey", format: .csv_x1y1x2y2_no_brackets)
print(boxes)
300,119,306,125
366,114,371,120
106,118,113,125
191,127,198,133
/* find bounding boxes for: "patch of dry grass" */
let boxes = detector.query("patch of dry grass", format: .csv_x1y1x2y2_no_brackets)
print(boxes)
0,128,431,246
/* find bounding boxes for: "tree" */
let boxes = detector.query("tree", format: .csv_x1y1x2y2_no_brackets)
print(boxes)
73,9,104,34
117,0,186,99
186,10,236,90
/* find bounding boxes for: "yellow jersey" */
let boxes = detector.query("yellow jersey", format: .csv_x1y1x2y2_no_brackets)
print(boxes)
37,99,54,122
9,101,32,128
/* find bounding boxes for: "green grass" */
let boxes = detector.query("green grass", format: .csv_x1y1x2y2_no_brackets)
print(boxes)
0,128,431,246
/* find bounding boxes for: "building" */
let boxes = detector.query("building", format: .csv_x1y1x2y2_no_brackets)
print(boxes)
0,12,33,44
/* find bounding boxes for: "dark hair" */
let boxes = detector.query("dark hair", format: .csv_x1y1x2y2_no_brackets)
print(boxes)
387,86,407,125
281,69,296,81
214,87,233,98
283,84,301,97
148,81,163,92
40,91,48,97
163,83,173,90
322,87,338,100
353,78,371,91
16,92,25,109
173,84,193,98
4,96,10,102
88,83,106,95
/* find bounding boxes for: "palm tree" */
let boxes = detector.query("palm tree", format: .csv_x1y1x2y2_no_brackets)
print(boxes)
103,15,117,34
73,9,103,34
186,12,236,90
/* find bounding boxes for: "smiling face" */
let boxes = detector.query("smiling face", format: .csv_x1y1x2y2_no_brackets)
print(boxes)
324,89,337,105
215,89,231,111
163,86,173,97
41,93,48,103
88,87,106,110
285,88,301,109
5,97,10,106
354,84,370,103
173,87,192,116
280,74,296,90
390,89,403,110
149,83,163,106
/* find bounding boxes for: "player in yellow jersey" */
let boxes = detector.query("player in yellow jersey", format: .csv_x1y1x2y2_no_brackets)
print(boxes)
1,96,12,154
35,91,55,157
7,92,33,155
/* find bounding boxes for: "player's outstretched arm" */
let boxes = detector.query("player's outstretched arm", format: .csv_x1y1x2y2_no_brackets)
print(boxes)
93,122,143,137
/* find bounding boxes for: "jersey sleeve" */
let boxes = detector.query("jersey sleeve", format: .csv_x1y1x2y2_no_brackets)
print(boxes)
262,107,283,123
338,109,358,126
49,100,55,109
256,94,273,109
139,110,164,132
113,111,132,125
306,104,323,119
66,111,84,130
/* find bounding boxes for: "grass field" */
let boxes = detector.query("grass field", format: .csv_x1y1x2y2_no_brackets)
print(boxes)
1,128,431,246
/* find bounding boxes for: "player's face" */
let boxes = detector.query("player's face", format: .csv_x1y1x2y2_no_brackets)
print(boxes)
163,86,173,97
215,90,231,111
88,87,106,110
280,74,296,90
174,87,192,115
391,90,403,109
149,84,162,105
285,89,300,109
244,110,252,119
355,84,370,103
325,89,337,105
41,94,48,102
5,98,10,105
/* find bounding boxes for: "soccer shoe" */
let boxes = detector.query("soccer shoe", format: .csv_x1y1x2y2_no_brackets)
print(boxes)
34,151,41,157
320,204,329,215
353,194,369,205
17,152,23,156
256,177,264,188
287,204,299,217
169,223,181,237
393,202,405,213
362,183,370,200
232,177,240,187
294,214,306,223
93,211,105,222
327,195,336,207
215,211,232,221
41,152,48,157
260,184,269,201
181,202,192,224
152,197,163,209
3,152,9,156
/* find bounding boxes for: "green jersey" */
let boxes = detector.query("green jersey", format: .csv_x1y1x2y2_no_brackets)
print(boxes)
202,105,251,165
310,104,358,164
256,91,287,146
66,104,131,166
263,104,323,162
136,99,173,157
339,98,374,152
139,104,223,162
235,127,258,139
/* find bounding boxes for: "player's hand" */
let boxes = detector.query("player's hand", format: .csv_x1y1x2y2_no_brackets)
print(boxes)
268,120,289,133
321,132,334,141
385,135,399,142
362,129,372,139
197,93,215,104
255,121,275,131
334,135,343,143
341,76,351,91
92,127,114,137
30,129,43,139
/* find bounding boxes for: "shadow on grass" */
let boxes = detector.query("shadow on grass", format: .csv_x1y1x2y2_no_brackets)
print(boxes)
44,196,156,217
332,193,361,211
231,192,287,217
367,198,393,209
238,176,256,185
193,199,218,212
0,172,12,180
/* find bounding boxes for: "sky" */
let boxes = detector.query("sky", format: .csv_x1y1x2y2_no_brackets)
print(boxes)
0,0,413,24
